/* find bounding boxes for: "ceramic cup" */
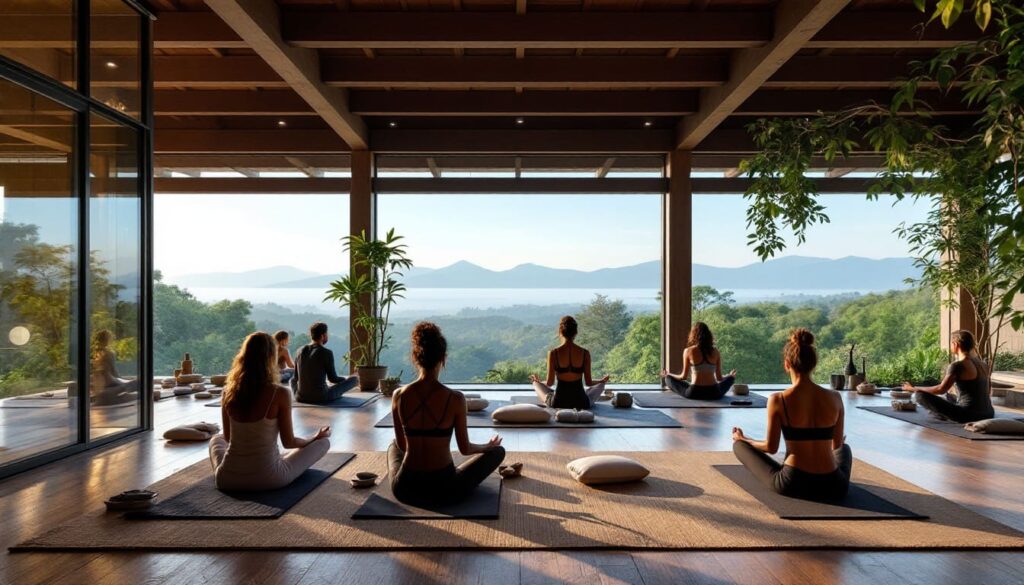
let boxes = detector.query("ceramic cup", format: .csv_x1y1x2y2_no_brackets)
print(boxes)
830,374,845,390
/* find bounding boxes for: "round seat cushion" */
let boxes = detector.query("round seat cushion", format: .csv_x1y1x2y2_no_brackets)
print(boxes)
173,387,193,396
555,409,595,423
611,392,633,408
567,455,650,485
466,397,489,412
492,403,551,424
162,421,220,441
194,391,213,399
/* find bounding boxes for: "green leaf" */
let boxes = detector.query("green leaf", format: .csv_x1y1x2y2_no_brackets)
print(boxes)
975,0,991,30
913,0,926,11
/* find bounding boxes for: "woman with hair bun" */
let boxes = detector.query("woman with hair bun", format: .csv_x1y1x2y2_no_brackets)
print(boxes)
529,315,610,410
660,321,736,400
389,321,505,506
731,328,852,502
903,329,993,423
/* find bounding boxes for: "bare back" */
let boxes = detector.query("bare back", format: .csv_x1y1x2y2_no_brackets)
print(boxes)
394,379,464,472
770,382,845,473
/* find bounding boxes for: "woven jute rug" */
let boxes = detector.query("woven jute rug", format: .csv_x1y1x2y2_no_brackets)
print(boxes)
13,451,1024,552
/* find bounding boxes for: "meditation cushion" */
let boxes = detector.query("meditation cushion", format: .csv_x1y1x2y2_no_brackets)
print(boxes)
173,387,193,396
611,392,633,408
964,418,1024,435
567,455,650,485
555,409,595,423
160,378,177,389
163,421,220,441
466,397,489,412
492,403,551,424
194,391,213,399
463,393,482,399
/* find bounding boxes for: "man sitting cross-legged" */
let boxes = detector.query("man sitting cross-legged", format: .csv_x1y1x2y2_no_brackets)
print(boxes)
292,321,358,404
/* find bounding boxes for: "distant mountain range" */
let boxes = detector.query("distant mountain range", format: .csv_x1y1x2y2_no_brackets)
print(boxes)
167,256,920,291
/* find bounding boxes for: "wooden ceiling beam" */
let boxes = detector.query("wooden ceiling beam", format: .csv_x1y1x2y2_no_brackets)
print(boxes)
736,89,973,115
283,11,771,49
155,129,349,153
349,90,698,116
322,56,728,88
370,129,673,153
765,55,919,88
676,0,851,150
204,0,368,149
153,89,315,116
809,11,981,49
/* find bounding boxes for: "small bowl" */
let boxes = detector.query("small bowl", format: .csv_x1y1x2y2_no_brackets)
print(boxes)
732,384,749,396
355,471,378,481
350,478,376,489
890,390,912,400
210,375,228,387
892,399,917,412
856,383,878,395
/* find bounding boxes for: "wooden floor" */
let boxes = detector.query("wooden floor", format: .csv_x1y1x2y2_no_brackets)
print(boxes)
2,388,1024,584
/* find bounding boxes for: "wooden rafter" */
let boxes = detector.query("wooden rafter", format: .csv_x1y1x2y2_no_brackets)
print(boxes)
203,0,368,150
596,157,616,178
676,0,851,150
284,156,324,177
348,90,698,116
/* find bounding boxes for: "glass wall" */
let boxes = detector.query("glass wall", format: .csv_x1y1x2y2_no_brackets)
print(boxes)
0,80,80,466
0,0,150,475
376,193,663,384
691,193,939,386
89,112,141,438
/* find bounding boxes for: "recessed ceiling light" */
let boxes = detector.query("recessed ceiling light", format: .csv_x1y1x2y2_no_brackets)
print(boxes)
643,120,653,128
515,117,525,125
388,121,398,128
277,120,287,127
105,61,117,69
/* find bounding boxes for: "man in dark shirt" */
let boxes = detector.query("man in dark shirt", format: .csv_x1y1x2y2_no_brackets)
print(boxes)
292,322,358,404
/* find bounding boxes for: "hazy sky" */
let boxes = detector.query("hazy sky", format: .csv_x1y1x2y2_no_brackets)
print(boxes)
2,191,930,278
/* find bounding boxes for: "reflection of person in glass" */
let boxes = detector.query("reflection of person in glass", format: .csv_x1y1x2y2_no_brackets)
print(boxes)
90,329,137,405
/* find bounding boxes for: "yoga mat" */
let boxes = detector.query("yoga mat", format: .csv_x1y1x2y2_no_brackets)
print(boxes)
205,392,380,409
16,451,1023,552
375,399,682,429
352,476,502,519
129,452,355,520
714,465,926,520
858,406,1024,440
634,391,769,409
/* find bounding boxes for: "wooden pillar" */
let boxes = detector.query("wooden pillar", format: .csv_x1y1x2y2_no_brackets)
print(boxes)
940,286,978,352
349,150,374,372
664,150,692,374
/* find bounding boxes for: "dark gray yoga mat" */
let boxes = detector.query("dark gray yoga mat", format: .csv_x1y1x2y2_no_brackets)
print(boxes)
634,391,769,409
858,406,1024,440
205,392,380,409
129,452,355,520
352,476,502,519
715,465,927,520
375,398,682,429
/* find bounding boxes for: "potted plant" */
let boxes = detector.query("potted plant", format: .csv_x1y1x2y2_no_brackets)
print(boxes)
325,228,412,391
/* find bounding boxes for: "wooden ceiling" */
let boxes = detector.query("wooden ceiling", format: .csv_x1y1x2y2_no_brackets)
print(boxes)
4,0,987,166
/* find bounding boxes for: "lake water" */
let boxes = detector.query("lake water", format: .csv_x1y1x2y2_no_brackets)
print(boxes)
183,286,884,316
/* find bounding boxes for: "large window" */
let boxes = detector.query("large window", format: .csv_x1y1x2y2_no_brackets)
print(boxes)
691,193,938,386
376,193,662,384
153,192,350,379
0,80,79,465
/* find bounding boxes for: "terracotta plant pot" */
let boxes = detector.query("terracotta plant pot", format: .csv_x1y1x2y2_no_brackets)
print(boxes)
356,366,389,392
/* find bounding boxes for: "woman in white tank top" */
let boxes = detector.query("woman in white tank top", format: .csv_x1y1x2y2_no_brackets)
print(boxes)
209,332,332,491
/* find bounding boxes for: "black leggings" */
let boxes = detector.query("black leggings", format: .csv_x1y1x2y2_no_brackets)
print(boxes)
387,441,505,506
915,391,994,424
664,375,735,400
733,441,853,502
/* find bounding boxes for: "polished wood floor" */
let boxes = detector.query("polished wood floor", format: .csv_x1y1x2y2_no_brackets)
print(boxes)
2,388,1024,585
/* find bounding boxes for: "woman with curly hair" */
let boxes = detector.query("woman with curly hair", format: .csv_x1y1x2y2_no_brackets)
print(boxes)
389,321,505,506
529,315,610,410
732,329,852,502
209,331,331,491
661,322,736,400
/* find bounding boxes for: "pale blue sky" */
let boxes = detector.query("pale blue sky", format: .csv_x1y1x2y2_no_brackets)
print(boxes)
3,191,931,278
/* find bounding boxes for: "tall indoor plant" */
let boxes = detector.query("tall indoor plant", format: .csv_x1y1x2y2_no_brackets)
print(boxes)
325,228,412,391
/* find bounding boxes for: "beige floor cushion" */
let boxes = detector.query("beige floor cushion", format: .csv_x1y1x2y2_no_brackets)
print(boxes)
492,403,552,424
163,421,220,441
466,397,489,412
965,418,1024,434
567,455,650,485
555,409,595,423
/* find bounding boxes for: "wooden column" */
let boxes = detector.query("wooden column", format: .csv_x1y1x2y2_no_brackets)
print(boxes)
348,150,374,372
940,286,978,352
664,150,692,374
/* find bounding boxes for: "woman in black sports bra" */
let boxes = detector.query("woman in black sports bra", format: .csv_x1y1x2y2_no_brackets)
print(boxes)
529,316,610,410
731,329,852,502
904,329,994,423
388,322,505,506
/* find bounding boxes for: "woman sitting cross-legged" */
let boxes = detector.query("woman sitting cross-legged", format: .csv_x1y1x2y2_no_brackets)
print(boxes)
210,332,331,491
660,321,736,400
389,322,505,506
529,316,610,410
903,329,994,424
732,329,852,502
